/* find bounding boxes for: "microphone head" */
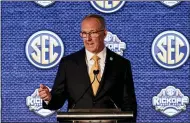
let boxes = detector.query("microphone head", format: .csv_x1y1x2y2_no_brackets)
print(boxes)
93,70,99,75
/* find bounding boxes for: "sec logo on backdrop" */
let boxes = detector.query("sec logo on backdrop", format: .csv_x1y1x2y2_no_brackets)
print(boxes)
90,1,125,13
104,31,126,56
35,1,55,7
25,30,64,69
161,1,180,7
152,86,189,117
152,31,189,69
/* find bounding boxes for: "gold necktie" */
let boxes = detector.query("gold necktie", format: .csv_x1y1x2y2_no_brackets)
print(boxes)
90,55,101,96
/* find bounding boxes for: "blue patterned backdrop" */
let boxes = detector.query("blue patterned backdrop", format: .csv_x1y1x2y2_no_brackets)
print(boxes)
1,1,190,122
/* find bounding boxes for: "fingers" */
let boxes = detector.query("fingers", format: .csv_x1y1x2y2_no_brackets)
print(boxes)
39,90,51,101
39,93,47,99
40,94,51,101
39,84,48,92
38,87,48,93
40,84,46,89
38,84,51,101
39,89,47,96
42,96,50,101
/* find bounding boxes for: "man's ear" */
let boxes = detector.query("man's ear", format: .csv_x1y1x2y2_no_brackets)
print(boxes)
104,29,107,39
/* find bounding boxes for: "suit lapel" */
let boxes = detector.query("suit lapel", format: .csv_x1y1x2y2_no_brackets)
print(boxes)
75,48,94,97
95,48,115,98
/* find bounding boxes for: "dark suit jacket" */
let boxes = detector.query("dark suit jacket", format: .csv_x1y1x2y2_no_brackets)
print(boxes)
43,48,137,122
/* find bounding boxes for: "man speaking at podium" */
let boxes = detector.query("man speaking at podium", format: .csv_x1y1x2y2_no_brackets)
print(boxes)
39,14,137,122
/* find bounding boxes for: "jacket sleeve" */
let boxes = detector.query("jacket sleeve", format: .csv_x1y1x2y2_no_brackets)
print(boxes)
121,60,137,122
43,58,68,110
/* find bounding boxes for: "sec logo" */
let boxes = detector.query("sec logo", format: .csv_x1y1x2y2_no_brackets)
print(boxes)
161,1,180,7
25,30,64,69
35,1,55,7
152,31,189,69
90,1,125,13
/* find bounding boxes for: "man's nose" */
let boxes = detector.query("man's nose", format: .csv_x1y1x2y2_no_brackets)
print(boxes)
86,34,92,41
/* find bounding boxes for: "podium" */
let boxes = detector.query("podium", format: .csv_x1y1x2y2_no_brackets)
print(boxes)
57,109,133,123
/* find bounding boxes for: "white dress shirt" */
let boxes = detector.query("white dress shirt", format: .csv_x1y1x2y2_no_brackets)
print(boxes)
85,47,107,77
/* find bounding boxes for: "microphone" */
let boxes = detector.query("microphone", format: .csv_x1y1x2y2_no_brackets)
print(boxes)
93,70,100,75
94,74,120,109
71,70,99,109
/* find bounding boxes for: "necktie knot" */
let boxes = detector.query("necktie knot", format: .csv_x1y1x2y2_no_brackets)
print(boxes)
91,55,100,62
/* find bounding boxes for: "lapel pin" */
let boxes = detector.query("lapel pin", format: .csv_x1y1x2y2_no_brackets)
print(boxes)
110,57,113,61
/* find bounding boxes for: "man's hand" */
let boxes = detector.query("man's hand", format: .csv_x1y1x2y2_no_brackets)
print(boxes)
38,84,52,102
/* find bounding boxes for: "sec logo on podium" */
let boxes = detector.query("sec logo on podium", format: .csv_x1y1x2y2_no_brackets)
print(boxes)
25,30,64,69
90,1,125,13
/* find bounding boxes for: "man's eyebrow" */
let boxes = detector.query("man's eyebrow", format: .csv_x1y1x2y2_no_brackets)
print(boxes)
81,30,97,32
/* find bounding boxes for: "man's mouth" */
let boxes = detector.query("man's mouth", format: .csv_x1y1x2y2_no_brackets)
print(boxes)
88,43,94,47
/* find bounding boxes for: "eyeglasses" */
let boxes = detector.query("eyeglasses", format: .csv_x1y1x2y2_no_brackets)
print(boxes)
80,29,104,38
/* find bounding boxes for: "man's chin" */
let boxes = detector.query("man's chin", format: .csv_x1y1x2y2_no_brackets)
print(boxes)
86,48,96,53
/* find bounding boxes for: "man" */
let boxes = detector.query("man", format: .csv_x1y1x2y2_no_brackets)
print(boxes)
39,14,137,122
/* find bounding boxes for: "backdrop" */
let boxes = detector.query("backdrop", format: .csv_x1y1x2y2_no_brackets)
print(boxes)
1,1,190,122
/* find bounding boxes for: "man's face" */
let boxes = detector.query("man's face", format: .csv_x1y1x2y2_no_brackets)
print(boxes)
81,18,107,54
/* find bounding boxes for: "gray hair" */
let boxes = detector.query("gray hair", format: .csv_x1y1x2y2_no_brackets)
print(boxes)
81,14,106,29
